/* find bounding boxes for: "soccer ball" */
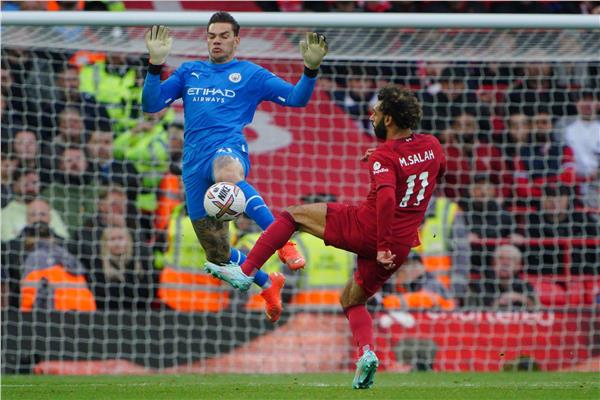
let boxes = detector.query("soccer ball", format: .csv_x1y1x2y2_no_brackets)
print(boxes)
203,182,246,221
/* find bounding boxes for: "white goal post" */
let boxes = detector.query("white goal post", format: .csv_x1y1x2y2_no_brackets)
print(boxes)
2,12,600,61
3,11,600,28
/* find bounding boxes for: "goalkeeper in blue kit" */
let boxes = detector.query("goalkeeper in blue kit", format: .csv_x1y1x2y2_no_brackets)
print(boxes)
142,12,328,322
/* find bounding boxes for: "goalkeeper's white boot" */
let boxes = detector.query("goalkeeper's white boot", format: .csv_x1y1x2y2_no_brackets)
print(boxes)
204,262,253,291
352,350,379,389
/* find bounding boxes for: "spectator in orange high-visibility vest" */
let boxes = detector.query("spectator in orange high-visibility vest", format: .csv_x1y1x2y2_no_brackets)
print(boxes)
3,198,71,309
156,202,231,313
19,221,96,312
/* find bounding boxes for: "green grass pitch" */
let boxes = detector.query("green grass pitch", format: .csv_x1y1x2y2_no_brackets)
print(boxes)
2,372,598,399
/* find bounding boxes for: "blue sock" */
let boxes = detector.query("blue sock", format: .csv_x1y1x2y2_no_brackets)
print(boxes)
253,269,270,288
229,247,270,288
229,247,246,264
236,180,275,231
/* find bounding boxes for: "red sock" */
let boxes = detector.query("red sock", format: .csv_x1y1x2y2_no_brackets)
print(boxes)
241,211,296,275
344,305,374,356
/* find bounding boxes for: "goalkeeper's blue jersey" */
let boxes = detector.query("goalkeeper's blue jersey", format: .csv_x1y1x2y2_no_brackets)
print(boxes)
142,58,316,161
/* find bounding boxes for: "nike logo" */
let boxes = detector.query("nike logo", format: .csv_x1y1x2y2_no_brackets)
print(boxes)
191,72,201,79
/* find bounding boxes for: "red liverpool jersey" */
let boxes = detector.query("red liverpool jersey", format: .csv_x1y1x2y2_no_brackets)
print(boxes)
356,133,446,249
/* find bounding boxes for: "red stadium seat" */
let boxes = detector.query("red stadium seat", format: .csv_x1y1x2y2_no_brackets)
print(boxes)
524,276,567,307
567,276,600,306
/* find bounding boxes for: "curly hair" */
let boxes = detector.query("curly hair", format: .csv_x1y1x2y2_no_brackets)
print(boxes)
377,85,422,130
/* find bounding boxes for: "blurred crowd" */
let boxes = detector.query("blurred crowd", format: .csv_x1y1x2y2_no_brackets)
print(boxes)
2,0,600,14
256,0,600,13
1,1,599,315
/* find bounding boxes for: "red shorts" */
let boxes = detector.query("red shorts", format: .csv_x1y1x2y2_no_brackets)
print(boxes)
323,203,412,297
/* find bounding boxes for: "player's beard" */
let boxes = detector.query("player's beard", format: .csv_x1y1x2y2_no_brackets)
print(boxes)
374,119,387,140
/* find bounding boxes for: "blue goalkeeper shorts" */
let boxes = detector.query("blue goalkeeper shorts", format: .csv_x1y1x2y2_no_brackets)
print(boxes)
183,145,251,221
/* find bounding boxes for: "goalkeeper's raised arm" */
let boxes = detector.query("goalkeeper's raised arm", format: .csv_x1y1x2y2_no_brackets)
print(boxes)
141,20,328,113
140,12,328,324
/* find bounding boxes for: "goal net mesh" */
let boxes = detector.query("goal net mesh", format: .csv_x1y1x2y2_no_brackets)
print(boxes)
1,23,599,374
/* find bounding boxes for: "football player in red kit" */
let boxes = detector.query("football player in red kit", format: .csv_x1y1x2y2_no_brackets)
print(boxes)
206,85,446,389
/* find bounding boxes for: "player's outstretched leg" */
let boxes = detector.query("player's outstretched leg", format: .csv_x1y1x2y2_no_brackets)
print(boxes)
231,248,272,289
207,203,324,321
203,249,263,292
206,210,297,290
204,261,253,291
236,181,305,270
241,211,298,276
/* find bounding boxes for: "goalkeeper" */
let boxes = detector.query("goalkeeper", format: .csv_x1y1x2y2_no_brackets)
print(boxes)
142,12,328,322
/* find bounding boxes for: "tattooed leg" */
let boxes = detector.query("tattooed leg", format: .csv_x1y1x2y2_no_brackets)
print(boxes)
192,217,230,265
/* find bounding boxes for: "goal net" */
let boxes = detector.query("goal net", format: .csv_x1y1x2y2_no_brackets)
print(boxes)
1,15,599,375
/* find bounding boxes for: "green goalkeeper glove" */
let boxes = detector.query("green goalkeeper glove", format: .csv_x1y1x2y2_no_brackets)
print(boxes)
145,25,173,65
300,32,328,70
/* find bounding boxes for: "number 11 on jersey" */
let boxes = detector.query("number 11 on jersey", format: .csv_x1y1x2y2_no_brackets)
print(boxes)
399,171,429,208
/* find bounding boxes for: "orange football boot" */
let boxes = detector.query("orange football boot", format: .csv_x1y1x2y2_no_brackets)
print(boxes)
277,241,306,271
260,272,285,323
